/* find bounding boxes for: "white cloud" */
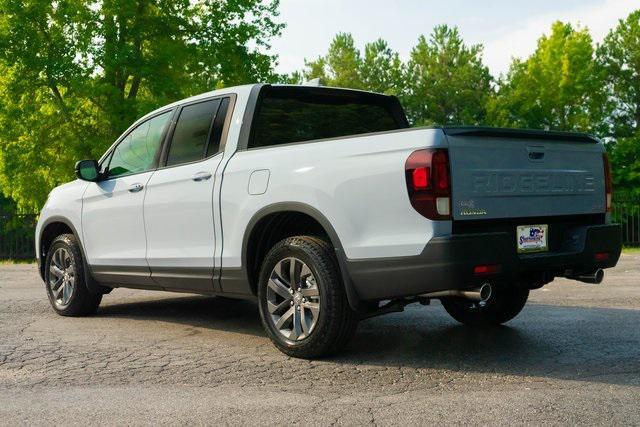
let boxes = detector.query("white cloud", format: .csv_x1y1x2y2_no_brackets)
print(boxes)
481,0,638,76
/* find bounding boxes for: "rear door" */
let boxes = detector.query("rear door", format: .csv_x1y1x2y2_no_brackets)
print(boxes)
144,97,232,292
445,128,606,221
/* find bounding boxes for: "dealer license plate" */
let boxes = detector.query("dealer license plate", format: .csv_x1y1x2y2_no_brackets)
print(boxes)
516,224,548,253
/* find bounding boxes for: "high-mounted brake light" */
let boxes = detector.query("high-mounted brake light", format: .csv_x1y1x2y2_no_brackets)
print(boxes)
603,153,613,212
405,149,451,220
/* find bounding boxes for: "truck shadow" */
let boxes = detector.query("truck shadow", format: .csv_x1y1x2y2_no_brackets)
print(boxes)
339,302,640,387
97,295,265,337
97,296,640,387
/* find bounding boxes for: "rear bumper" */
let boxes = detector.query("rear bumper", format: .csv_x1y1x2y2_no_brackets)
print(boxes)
345,223,622,301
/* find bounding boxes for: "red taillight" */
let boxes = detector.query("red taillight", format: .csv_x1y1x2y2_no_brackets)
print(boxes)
412,167,429,190
433,150,450,191
405,149,451,220
594,252,610,262
474,264,500,275
603,153,613,212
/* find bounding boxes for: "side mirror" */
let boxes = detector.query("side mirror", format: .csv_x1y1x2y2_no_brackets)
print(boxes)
75,159,100,182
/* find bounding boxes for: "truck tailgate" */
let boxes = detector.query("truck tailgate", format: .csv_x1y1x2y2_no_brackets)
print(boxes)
445,128,606,220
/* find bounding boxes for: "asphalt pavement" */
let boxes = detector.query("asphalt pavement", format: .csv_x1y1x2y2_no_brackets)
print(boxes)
1,254,639,425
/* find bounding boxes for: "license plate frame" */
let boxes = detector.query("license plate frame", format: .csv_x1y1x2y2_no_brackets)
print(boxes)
516,224,548,254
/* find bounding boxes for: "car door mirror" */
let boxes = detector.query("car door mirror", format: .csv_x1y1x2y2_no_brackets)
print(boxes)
75,159,101,182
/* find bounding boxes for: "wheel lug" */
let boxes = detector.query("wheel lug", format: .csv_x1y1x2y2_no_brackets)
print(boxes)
289,289,294,294
290,301,294,306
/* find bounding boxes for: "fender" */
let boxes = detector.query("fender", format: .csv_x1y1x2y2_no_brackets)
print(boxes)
38,216,110,295
240,202,363,311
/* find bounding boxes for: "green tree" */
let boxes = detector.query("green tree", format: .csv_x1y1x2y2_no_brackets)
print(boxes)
598,10,640,138
488,21,603,132
303,33,403,95
0,0,283,211
404,25,492,126
597,10,640,195
360,39,404,95
304,33,362,89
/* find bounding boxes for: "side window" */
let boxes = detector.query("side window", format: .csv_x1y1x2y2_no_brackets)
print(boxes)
107,111,172,178
166,99,221,167
206,98,230,157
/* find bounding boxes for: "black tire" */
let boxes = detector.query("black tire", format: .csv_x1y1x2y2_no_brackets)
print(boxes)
44,234,102,316
441,284,529,326
257,236,358,359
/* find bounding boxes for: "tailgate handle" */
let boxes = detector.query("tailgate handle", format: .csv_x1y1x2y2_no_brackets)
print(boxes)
527,146,545,162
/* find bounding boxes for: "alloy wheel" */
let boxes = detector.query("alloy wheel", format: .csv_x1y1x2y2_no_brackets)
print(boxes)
48,247,75,309
266,257,321,341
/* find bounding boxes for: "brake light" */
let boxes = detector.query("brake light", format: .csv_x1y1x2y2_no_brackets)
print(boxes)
603,153,613,212
405,149,451,220
412,167,429,190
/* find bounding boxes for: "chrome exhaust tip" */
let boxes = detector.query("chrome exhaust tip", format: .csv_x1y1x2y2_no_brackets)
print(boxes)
571,268,604,284
478,283,492,302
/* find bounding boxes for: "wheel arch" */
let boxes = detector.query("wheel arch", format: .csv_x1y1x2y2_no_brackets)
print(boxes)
241,202,362,310
38,216,107,294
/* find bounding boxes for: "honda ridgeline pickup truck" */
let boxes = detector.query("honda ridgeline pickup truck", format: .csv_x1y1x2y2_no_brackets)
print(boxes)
36,84,622,358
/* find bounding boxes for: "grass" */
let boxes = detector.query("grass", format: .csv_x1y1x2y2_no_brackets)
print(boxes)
622,246,640,254
0,259,35,265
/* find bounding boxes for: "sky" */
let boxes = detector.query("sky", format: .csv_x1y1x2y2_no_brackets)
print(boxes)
270,0,639,77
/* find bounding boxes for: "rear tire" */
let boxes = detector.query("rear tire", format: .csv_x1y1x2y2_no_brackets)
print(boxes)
44,234,102,316
441,284,529,326
257,236,358,359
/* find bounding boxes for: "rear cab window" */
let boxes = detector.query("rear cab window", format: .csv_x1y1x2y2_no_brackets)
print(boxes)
249,86,408,149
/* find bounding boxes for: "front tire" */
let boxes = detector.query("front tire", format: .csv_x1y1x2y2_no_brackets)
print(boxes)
44,234,102,316
441,283,529,326
257,236,358,359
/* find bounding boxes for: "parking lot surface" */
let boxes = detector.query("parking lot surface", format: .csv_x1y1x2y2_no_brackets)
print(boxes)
1,255,639,425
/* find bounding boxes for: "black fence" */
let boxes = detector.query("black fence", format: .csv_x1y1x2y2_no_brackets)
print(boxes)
0,212,37,260
1,201,639,260
612,198,640,247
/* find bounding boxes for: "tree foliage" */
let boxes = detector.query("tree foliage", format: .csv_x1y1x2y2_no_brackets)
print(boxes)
488,22,604,132
303,33,403,95
598,10,640,138
404,25,492,126
597,11,640,196
0,0,283,211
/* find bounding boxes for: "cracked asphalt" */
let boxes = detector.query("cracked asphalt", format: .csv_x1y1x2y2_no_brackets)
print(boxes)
1,254,639,426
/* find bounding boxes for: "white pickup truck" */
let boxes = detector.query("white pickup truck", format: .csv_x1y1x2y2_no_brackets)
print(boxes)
36,84,622,358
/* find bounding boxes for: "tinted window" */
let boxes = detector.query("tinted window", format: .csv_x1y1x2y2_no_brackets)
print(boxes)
166,99,221,166
250,88,405,149
108,111,171,178
206,98,230,157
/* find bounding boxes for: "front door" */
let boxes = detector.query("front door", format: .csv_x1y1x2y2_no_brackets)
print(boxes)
82,110,173,286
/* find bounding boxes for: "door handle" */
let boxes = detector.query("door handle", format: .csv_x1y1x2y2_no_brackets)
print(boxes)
192,172,212,182
128,183,144,193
